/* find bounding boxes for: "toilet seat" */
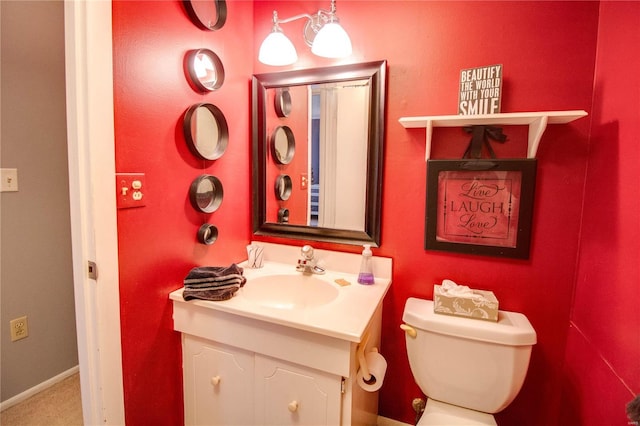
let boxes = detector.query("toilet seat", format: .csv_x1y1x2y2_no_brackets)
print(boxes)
418,399,497,426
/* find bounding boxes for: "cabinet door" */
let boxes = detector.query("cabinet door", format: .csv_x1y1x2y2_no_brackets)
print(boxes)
255,355,342,426
183,336,254,425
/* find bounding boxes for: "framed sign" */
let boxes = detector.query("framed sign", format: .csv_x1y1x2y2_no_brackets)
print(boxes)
425,159,537,259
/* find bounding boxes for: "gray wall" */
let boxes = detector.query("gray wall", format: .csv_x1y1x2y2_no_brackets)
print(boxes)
1,0,78,402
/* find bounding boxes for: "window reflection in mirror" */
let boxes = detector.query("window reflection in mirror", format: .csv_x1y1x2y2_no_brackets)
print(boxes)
309,80,369,230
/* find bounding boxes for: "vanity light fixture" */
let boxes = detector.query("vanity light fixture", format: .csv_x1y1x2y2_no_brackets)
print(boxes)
258,0,352,66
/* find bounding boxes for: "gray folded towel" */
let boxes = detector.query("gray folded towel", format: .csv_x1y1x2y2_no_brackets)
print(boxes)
183,264,246,301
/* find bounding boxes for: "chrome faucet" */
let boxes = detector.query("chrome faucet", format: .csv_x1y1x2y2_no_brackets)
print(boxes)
296,245,325,275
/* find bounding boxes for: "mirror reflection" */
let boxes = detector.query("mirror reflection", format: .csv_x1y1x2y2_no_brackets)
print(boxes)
252,61,386,246
183,0,227,31
271,126,295,164
275,88,292,117
189,175,223,213
275,174,292,201
186,49,224,92
197,223,218,245
183,103,229,160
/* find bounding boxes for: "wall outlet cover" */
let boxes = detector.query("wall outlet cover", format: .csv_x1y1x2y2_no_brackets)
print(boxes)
116,173,146,209
10,316,29,342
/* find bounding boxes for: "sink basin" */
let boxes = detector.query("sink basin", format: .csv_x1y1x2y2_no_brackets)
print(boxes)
241,274,340,310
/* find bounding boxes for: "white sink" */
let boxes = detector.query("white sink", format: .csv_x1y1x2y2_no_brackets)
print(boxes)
241,274,339,309
171,242,392,341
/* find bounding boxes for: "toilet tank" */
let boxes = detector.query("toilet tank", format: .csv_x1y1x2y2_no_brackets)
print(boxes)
402,297,536,414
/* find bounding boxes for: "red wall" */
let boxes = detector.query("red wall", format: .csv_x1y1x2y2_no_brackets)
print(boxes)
560,2,640,425
112,1,638,425
253,2,598,425
112,1,254,424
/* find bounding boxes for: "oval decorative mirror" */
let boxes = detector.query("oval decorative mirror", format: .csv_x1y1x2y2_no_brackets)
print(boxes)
189,175,223,213
270,126,295,164
185,48,225,92
274,88,292,117
252,61,387,246
183,0,227,31
197,223,219,245
183,103,229,160
274,174,292,201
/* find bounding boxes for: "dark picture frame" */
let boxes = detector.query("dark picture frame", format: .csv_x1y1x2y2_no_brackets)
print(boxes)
425,159,537,259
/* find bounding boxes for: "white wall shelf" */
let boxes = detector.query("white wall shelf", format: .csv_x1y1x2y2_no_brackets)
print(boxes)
398,110,588,160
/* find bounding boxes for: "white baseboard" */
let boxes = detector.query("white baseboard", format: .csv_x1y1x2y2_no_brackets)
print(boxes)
378,415,413,426
1,367,412,425
0,365,79,411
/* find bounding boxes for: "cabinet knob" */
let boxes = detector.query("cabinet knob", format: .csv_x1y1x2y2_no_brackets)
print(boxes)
211,376,221,386
288,400,298,412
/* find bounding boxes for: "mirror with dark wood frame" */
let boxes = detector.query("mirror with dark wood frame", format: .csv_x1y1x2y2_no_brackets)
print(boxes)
183,0,227,31
252,60,386,246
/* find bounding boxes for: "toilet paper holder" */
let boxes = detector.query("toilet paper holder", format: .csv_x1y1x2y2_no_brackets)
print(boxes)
357,332,378,385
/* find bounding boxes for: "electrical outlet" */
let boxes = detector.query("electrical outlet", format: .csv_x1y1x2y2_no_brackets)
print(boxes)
116,173,146,209
10,316,29,342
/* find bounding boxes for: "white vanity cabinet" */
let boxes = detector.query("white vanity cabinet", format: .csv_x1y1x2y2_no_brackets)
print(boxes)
182,335,344,426
254,355,342,425
182,336,254,425
173,297,383,426
172,246,392,426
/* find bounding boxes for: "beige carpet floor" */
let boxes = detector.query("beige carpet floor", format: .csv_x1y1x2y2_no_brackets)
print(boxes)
1,373,83,426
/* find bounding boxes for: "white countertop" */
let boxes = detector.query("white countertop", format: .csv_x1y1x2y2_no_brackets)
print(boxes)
170,243,392,342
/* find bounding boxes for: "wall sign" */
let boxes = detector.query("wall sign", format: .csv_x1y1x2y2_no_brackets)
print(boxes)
458,64,502,115
425,159,536,259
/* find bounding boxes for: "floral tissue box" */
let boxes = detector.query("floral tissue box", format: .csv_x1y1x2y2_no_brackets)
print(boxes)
433,281,499,322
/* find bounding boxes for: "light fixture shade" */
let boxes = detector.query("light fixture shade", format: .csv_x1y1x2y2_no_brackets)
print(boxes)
311,22,352,58
258,30,298,66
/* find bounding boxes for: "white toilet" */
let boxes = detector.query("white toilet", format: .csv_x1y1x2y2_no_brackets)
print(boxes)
402,297,537,425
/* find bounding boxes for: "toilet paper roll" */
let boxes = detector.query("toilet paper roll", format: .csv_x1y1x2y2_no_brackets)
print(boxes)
356,351,387,392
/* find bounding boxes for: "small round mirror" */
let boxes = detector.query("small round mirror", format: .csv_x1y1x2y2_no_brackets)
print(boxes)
183,0,227,31
277,208,290,223
189,175,223,213
270,126,295,164
185,49,225,92
197,223,218,245
184,103,229,160
274,88,292,118
274,175,292,201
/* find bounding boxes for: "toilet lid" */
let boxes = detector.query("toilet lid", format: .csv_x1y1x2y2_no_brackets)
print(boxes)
403,298,536,346
418,399,497,426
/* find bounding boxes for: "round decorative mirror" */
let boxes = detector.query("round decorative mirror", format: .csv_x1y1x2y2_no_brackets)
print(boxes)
274,88,292,117
270,126,295,164
197,223,219,245
185,48,225,92
189,175,223,213
277,208,289,223
274,174,292,201
183,0,227,31
183,103,229,160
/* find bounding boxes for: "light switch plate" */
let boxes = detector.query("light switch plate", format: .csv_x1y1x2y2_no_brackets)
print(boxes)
1,168,19,192
116,173,146,209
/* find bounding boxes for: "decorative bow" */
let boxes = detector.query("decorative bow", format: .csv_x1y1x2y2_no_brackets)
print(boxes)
462,125,507,159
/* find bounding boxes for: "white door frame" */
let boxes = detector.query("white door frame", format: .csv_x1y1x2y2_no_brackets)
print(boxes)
64,1,125,424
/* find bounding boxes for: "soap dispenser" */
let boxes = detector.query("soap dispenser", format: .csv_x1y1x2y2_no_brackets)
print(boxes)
357,244,375,285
